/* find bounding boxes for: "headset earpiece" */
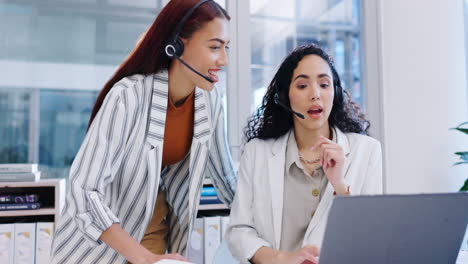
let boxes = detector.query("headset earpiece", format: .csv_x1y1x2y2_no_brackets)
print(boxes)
163,0,216,84
334,85,343,105
173,38,184,57
274,92,280,105
165,38,184,57
165,0,210,59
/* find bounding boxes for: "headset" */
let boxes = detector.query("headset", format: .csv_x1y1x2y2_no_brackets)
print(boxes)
274,93,305,119
165,0,215,83
274,68,345,120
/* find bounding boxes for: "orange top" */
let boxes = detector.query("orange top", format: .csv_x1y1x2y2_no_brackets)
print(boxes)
161,91,195,167
140,91,195,255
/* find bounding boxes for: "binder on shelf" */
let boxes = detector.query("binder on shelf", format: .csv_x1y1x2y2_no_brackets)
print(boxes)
204,216,221,264
0,194,39,203
201,187,217,197
0,164,38,173
199,196,222,205
36,222,54,264
187,218,204,264
0,224,15,264
14,223,36,264
0,172,41,182
0,203,41,211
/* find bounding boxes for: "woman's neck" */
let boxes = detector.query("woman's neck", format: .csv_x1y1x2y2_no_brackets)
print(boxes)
168,63,195,106
293,121,331,152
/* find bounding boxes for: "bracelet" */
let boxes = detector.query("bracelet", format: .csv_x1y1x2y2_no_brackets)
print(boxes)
333,185,350,196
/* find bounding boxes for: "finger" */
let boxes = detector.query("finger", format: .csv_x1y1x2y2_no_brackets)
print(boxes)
325,149,344,166
323,149,336,169
303,245,321,256
317,145,341,162
319,143,341,150
323,150,329,169
319,145,337,158
302,252,319,264
297,246,320,264
315,135,334,144
316,135,335,146
322,148,342,160
320,151,326,168
323,150,332,169
310,137,331,150
317,143,341,152
320,148,332,167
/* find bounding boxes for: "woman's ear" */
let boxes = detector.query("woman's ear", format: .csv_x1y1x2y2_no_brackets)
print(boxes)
180,37,189,45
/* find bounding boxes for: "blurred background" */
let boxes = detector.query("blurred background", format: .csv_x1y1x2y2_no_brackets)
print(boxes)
0,0,467,194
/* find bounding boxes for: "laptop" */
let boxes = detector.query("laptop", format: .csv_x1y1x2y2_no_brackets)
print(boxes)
319,193,468,264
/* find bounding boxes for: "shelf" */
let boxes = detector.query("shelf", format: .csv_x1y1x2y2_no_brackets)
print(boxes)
0,208,56,217
198,203,229,210
203,178,212,185
0,179,64,188
0,179,65,225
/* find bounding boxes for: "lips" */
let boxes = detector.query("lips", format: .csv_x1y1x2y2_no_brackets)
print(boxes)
307,105,323,119
208,69,220,83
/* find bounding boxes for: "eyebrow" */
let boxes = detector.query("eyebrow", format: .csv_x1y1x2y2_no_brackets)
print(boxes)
208,38,230,44
318,73,331,79
293,74,310,81
293,73,331,81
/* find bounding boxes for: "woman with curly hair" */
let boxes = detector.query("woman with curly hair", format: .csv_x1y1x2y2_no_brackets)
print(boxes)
226,44,383,264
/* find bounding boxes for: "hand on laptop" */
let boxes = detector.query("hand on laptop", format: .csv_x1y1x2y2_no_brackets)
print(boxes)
278,245,320,264
251,245,320,264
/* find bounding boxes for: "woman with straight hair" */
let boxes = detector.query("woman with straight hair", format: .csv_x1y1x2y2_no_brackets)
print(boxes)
226,44,383,264
51,1,236,263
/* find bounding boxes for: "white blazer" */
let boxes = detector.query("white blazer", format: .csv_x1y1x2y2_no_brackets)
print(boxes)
51,72,236,264
226,128,383,263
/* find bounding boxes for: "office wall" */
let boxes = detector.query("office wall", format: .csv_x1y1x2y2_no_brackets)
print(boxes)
379,0,468,193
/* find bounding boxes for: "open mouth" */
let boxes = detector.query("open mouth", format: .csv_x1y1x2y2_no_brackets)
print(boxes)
307,107,323,114
307,106,323,119
307,108,323,114
208,69,219,82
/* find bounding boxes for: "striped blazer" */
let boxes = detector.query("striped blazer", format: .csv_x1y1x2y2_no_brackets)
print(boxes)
51,72,237,264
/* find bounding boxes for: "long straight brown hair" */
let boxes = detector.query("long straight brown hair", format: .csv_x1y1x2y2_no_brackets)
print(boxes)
87,0,230,129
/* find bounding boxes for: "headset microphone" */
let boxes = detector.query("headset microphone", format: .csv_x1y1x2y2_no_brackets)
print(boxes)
165,0,215,84
165,45,214,83
274,93,305,119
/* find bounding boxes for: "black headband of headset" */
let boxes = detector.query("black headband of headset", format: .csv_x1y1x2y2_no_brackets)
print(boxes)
169,0,213,44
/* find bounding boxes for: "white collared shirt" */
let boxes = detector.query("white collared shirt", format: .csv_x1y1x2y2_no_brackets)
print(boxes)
280,130,331,252
226,128,383,264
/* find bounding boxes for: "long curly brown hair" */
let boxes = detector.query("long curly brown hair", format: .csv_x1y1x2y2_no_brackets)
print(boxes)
245,44,370,142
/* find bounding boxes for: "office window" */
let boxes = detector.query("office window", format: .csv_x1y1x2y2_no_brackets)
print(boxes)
0,0,227,178
0,89,31,163
250,0,363,111
39,90,97,170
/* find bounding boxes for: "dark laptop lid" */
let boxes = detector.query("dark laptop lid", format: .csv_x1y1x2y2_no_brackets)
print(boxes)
319,193,468,264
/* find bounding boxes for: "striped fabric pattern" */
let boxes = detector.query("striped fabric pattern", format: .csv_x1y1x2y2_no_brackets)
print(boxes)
50,72,236,263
